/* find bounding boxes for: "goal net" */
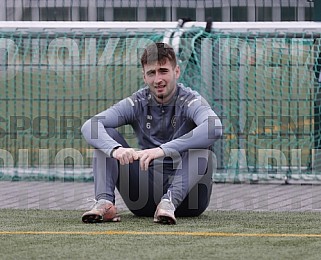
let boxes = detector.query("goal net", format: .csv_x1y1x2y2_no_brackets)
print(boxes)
0,21,321,183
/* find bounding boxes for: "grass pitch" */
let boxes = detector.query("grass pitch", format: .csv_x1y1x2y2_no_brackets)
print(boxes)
1,209,321,259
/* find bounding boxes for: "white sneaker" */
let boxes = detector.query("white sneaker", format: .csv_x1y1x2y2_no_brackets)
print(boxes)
153,191,177,225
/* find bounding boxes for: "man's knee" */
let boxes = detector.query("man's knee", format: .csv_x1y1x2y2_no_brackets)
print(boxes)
187,148,216,176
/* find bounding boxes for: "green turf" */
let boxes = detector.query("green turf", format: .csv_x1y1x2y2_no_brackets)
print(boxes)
1,209,321,259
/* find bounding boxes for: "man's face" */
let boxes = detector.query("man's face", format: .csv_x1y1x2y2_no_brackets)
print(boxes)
143,58,180,104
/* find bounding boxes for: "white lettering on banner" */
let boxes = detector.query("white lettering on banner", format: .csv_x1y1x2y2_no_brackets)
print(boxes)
0,36,316,81
0,38,18,80
0,148,320,176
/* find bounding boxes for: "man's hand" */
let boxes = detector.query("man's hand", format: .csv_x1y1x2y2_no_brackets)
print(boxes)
137,147,165,171
112,147,139,165
112,147,165,171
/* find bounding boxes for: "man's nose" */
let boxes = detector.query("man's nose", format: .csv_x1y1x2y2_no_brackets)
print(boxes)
154,72,162,83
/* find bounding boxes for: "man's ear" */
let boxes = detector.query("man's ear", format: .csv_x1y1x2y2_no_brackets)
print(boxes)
142,70,146,83
175,65,180,79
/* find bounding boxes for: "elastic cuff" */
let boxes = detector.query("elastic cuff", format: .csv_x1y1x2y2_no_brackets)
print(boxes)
110,146,122,158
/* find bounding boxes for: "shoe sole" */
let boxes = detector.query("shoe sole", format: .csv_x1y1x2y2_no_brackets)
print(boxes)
157,215,176,225
82,214,121,224
82,214,103,223
154,209,177,225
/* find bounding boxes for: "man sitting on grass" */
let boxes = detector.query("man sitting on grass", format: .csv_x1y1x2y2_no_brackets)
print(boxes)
81,42,222,224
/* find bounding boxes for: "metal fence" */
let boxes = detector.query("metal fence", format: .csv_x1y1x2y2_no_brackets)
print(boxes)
0,0,316,22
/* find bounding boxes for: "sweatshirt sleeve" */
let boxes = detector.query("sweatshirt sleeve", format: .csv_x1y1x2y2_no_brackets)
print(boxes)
81,97,135,157
160,97,222,156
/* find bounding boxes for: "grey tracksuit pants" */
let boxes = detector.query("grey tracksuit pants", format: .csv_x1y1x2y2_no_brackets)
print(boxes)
93,129,214,217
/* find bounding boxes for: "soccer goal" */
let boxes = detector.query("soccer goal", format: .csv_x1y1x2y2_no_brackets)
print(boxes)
167,21,321,183
0,21,320,183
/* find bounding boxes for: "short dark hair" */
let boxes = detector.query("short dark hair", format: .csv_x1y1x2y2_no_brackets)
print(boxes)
140,42,177,68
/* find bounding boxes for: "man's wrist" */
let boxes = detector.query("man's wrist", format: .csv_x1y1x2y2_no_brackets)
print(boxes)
158,147,165,156
110,146,121,158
